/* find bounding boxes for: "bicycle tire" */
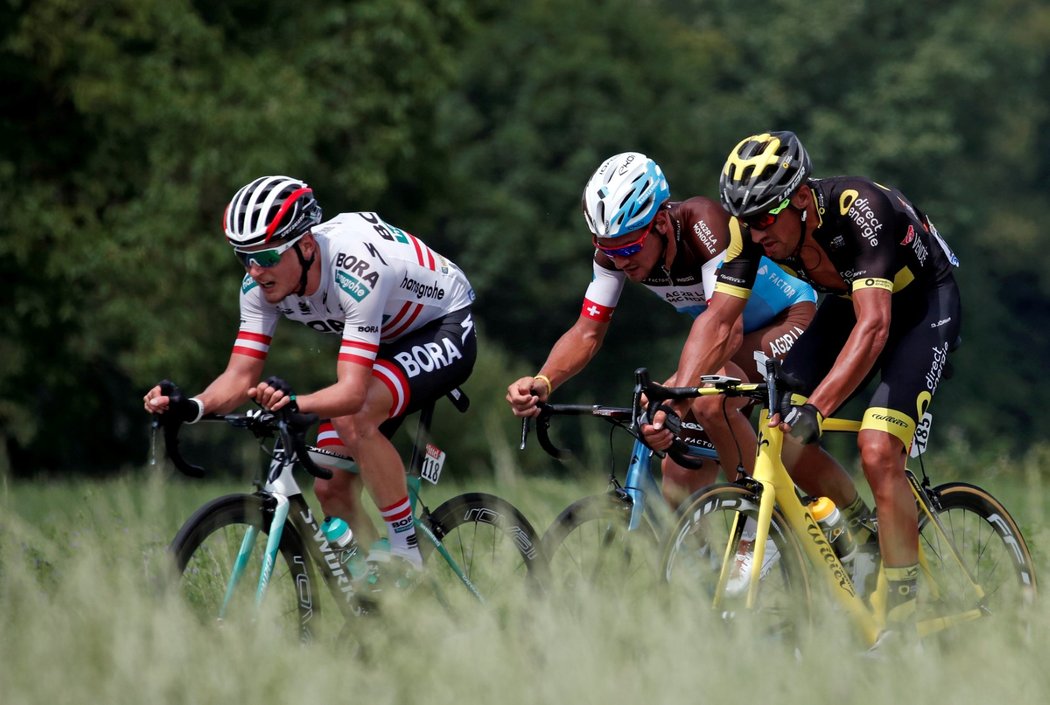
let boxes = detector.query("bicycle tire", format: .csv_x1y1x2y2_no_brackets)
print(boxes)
661,484,811,640
170,493,318,641
917,481,1038,630
423,492,544,604
541,492,661,599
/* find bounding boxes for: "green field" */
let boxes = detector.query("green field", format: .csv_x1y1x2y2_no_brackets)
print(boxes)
3,457,1050,705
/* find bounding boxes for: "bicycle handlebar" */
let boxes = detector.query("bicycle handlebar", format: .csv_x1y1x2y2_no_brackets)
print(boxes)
153,392,331,480
525,403,633,460
519,366,777,464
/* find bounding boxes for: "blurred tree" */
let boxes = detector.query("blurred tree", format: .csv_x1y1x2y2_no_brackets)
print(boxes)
0,0,474,475
424,0,726,403
2,0,1048,476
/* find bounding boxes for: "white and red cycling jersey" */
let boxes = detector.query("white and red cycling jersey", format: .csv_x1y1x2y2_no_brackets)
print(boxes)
233,212,475,369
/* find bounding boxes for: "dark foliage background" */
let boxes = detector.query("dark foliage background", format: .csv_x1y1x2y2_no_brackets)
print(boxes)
2,0,1048,476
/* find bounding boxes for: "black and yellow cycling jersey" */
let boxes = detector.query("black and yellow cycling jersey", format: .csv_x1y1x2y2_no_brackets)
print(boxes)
718,176,958,302
717,176,962,448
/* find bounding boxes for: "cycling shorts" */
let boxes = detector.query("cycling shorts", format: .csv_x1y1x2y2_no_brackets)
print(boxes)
314,307,477,461
779,276,961,448
676,300,814,461
731,301,815,378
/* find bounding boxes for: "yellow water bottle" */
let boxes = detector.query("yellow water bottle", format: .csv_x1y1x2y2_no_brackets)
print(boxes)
810,497,857,567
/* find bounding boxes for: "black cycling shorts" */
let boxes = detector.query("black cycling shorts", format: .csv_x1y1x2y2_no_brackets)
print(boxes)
316,307,477,450
779,276,961,448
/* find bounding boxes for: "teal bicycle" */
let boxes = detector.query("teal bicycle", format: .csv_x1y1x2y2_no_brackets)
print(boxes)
160,386,542,641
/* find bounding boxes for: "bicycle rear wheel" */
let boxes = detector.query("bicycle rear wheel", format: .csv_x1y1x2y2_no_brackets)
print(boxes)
917,482,1037,632
422,492,543,606
170,493,318,641
661,484,811,641
542,492,660,601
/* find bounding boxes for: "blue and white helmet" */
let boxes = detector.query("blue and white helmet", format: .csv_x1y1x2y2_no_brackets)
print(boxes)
581,152,670,239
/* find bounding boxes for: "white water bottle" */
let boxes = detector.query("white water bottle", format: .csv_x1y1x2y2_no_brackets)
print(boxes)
810,497,857,568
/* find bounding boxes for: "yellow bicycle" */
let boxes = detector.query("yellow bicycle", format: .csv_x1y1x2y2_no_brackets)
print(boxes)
653,358,1037,648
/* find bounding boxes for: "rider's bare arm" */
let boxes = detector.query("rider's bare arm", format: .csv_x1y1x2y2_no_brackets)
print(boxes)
266,359,372,419
639,293,746,448
538,314,610,391
506,315,610,417
196,353,266,414
802,286,891,419
669,293,747,407
143,352,264,417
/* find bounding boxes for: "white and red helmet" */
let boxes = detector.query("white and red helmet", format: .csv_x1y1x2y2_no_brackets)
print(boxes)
223,175,322,249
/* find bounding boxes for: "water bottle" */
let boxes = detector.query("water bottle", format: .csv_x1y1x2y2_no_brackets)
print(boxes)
321,516,367,579
810,497,857,569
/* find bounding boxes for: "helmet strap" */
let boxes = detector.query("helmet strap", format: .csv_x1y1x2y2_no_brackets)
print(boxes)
661,204,680,273
789,206,808,260
292,240,316,297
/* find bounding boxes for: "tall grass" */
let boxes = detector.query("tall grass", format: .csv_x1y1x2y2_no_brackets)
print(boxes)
2,456,1049,705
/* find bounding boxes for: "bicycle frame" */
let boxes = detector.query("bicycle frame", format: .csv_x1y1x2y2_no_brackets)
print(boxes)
236,485,490,622
528,403,720,536
219,405,491,622
222,445,363,623
714,404,989,646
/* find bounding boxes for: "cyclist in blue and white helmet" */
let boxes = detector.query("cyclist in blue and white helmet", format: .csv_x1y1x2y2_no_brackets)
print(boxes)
582,152,670,240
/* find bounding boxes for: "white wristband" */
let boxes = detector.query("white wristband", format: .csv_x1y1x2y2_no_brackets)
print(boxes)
187,397,205,424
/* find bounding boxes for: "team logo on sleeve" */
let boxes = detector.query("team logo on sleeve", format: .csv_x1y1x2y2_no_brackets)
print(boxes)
336,270,372,302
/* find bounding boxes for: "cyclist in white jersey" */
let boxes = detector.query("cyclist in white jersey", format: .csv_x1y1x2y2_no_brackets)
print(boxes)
507,153,864,513
144,176,476,578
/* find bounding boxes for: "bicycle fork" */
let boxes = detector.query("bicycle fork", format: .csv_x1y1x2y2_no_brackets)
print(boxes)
406,475,485,604
217,495,289,619
220,454,303,619
716,413,884,646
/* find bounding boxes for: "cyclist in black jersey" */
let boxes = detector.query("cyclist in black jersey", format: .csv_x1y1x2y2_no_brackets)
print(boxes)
644,132,962,632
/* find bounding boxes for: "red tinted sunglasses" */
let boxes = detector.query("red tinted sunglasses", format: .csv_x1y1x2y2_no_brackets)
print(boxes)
743,198,793,230
593,217,657,258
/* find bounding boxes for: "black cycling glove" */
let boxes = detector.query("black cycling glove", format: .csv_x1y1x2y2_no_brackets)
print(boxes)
263,375,300,414
157,380,204,424
782,403,823,444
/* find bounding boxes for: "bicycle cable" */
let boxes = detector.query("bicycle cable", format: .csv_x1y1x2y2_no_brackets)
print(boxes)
606,422,622,488
720,396,747,481
914,440,932,488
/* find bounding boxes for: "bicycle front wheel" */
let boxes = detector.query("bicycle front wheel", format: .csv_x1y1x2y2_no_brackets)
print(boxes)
918,482,1037,630
170,493,317,641
542,492,660,600
661,484,811,639
423,492,543,605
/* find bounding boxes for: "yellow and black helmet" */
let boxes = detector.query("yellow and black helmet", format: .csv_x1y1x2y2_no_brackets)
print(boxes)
718,131,811,217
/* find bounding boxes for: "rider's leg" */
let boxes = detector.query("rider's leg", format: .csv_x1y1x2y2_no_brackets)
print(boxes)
661,456,720,509
858,429,917,622
689,393,757,477
782,440,863,510
330,376,422,567
314,471,380,546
